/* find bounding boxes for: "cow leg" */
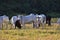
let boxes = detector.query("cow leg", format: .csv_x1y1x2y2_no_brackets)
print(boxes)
13,24,15,29
33,22,35,28
0,21,2,29
6,22,8,30
0,23,3,30
41,21,45,29
33,21,37,28
42,23,44,29
33,23,37,28
23,24,25,29
22,22,25,29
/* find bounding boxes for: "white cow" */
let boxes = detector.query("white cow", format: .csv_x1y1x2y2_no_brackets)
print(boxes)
21,13,36,28
0,15,9,29
36,14,46,28
10,16,17,27
19,13,46,28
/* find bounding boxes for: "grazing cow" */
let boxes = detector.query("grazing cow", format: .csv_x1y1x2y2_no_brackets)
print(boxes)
10,16,21,29
46,15,51,26
15,20,22,29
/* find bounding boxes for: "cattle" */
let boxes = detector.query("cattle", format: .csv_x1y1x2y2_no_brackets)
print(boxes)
10,16,21,29
37,14,51,25
36,14,46,28
46,15,51,26
37,14,51,27
15,20,22,29
0,15,9,29
20,13,47,28
10,16,18,27
20,13,36,28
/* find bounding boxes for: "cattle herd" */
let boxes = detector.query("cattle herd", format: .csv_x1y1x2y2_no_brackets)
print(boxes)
0,13,51,29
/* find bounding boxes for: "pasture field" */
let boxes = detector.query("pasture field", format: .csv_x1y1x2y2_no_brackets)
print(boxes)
0,18,60,40
1,23,60,40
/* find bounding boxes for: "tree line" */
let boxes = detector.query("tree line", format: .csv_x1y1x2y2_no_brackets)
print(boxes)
0,0,60,17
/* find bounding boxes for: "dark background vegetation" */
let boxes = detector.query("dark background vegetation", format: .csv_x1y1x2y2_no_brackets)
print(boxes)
0,0,60,18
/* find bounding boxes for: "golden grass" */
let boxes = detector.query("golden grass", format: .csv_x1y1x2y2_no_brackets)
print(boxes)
1,29,60,40
0,23,60,40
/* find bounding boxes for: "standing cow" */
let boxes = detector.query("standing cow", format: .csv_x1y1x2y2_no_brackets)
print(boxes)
0,15,9,29
36,14,46,28
21,13,36,28
46,15,51,26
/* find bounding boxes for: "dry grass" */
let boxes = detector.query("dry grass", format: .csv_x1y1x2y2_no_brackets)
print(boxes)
0,22,60,40
1,29,60,40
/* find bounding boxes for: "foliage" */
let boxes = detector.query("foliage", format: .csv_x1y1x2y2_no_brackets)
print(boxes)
0,0,60,18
